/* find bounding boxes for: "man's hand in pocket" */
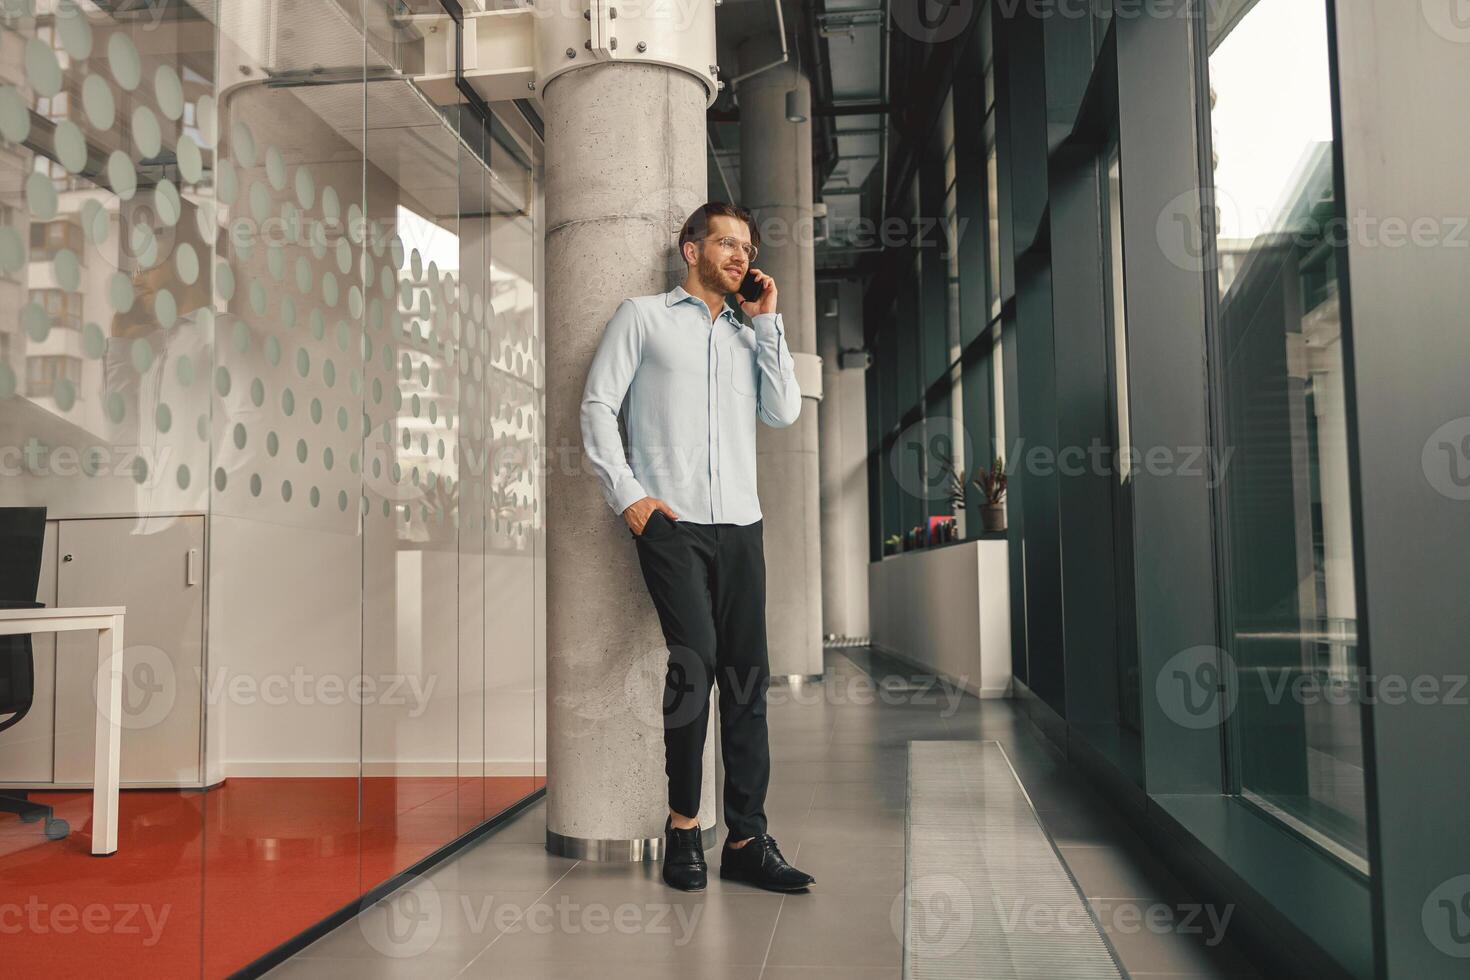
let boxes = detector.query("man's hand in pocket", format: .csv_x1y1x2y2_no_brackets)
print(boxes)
624,496,679,536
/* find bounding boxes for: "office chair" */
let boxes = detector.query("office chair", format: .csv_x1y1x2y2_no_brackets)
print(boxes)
0,507,69,841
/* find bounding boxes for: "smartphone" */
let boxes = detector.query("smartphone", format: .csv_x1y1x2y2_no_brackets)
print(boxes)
737,271,765,303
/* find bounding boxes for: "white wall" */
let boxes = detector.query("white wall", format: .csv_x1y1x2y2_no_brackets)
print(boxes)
868,539,1011,698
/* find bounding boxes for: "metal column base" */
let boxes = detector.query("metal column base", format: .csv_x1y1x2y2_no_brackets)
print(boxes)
546,826,717,862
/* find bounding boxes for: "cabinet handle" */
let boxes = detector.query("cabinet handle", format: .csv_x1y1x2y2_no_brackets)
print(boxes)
186,547,199,586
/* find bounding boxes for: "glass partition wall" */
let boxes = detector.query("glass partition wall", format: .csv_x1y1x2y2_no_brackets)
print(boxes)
0,3,545,976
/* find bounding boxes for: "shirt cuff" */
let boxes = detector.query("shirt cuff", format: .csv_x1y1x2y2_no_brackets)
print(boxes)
751,313,795,376
609,474,648,515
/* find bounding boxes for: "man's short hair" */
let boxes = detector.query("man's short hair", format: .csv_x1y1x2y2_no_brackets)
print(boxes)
677,202,759,257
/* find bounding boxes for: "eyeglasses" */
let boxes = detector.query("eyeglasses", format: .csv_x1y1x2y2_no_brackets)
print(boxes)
705,235,758,262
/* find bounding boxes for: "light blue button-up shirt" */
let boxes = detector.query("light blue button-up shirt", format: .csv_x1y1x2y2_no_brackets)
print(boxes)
580,284,802,526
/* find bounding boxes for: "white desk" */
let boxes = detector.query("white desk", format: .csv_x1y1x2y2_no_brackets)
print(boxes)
0,606,125,856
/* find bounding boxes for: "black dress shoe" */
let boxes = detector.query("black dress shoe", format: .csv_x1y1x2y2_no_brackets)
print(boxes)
662,817,708,892
719,834,814,892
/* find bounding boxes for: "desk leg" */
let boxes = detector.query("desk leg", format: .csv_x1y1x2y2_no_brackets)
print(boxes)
92,618,123,856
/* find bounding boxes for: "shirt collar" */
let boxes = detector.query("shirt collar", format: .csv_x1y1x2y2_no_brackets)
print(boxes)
665,285,740,324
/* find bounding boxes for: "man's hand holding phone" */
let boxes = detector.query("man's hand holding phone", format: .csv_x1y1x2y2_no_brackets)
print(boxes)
737,269,777,318
624,496,679,536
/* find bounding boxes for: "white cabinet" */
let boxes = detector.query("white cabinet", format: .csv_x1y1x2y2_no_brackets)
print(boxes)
868,539,1013,699
0,516,211,789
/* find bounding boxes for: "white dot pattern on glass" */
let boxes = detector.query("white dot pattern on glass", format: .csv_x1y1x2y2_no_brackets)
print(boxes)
2,43,545,550
108,33,142,90
25,38,62,97
155,64,184,120
83,74,115,129
58,8,93,59
132,104,162,157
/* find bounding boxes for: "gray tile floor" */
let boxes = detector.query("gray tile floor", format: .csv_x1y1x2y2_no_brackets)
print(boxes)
268,649,1264,979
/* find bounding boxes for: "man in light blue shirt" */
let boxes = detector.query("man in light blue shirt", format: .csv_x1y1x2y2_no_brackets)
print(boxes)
580,244,802,525
580,202,814,895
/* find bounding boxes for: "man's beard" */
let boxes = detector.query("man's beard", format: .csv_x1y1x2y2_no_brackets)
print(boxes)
697,252,739,294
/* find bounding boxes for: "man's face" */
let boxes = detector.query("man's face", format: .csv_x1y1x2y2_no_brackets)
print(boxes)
693,214,752,294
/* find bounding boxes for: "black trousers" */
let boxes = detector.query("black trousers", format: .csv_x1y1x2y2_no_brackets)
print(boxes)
631,510,771,841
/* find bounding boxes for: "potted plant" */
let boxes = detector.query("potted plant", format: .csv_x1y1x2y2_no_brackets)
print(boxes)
943,461,968,516
972,456,1008,532
884,533,901,556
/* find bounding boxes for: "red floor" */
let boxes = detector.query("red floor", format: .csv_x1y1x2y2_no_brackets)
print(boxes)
0,775,544,978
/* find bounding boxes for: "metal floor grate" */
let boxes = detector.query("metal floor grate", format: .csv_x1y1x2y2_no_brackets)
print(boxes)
904,741,1127,979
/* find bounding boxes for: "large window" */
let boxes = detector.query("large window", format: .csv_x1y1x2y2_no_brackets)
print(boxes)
1102,141,1142,755
25,353,81,398
28,217,83,261
870,3,1006,557
985,124,1000,321
30,288,82,332
942,92,968,536
959,0,1378,971
1206,0,1365,866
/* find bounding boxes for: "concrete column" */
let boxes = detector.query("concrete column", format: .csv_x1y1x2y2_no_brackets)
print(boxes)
737,37,824,682
544,63,716,858
817,279,871,639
